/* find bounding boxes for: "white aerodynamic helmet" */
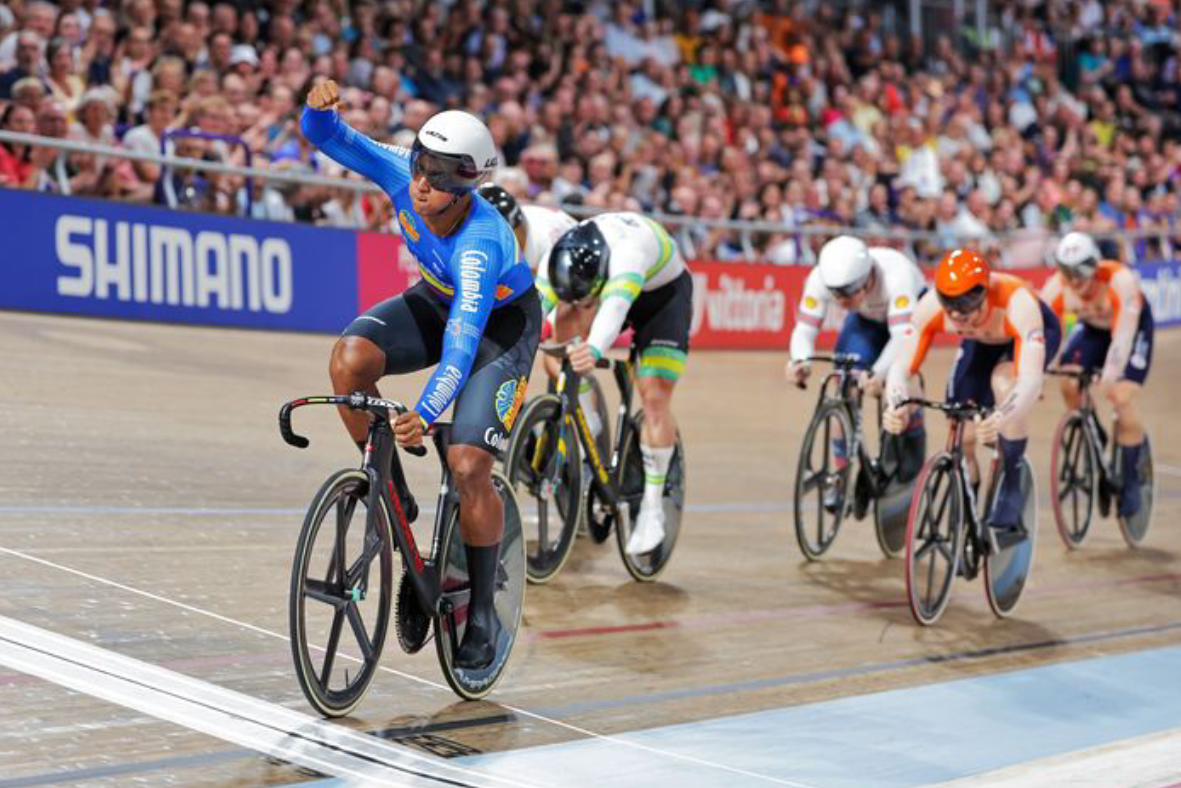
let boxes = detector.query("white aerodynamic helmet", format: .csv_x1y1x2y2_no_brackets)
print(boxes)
818,235,874,297
1054,231,1101,279
411,110,498,194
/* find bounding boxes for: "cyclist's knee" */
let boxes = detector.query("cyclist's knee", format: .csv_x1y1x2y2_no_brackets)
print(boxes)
447,445,494,493
330,336,384,387
639,378,675,418
1107,380,1138,411
990,362,1015,401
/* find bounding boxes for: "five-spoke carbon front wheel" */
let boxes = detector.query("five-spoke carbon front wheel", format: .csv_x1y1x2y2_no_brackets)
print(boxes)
290,469,394,718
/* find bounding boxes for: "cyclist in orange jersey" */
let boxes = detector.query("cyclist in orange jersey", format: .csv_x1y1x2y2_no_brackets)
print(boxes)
884,249,1062,532
1041,232,1154,516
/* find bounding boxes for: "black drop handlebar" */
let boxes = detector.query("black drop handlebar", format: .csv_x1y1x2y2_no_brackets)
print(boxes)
1046,367,1099,387
539,340,616,370
895,397,991,420
279,393,429,457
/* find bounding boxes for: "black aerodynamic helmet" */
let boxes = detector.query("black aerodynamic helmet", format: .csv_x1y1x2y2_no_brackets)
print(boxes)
548,220,610,303
476,183,522,228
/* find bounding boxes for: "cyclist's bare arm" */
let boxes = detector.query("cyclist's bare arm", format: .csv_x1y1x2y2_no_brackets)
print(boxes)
1104,265,1142,379
885,289,942,409
995,288,1048,424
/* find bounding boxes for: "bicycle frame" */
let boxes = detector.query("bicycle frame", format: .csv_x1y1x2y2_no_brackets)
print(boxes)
541,351,635,508
902,397,998,570
809,354,886,498
280,394,461,644
1049,368,1117,488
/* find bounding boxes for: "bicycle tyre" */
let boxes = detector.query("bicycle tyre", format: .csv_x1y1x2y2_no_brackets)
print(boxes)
434,470,526,700
793,400,855,561
289,468,393,718
615,412,685,582
1050,410,1097,549
1117,435,1154,548
904,452,964,626
504,394,582,584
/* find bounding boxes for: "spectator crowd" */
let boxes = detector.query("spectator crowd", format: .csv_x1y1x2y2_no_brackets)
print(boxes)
0,0,1179,265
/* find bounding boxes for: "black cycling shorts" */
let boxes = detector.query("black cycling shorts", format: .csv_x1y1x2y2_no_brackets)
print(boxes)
625,269,693,380
343,280,541,453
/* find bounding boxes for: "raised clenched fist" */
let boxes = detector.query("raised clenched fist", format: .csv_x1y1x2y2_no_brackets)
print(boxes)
306,79,340,111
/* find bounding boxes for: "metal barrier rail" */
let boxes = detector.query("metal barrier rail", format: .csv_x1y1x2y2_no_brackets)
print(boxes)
1,129,1177,264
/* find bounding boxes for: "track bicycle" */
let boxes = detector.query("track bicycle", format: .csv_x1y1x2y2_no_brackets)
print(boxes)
901,398,1038,626
504,341,685,582
1047,368,1155,549
792,353,917,560
279,392,526,716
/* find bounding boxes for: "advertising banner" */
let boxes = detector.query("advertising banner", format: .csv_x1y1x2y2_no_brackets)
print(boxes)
1136,260,1181,327
0,188,358,332
1,190,1171,344
687,260,1059,351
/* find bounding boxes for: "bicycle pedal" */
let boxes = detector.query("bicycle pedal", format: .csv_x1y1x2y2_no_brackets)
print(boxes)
396,573,431,654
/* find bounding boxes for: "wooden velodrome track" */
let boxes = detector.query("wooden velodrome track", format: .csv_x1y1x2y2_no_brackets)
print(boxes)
1,308,1179,787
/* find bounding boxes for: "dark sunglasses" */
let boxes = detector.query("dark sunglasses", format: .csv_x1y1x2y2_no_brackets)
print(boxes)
937,284,987,318
409,139,477,194
828,274,870,299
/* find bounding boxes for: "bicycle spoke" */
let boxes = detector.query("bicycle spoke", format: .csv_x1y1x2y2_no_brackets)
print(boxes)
345,603,375,662
303,578,345,608
800,470,824,494
319,607,346,686
536,498,549,549
327,497,354,586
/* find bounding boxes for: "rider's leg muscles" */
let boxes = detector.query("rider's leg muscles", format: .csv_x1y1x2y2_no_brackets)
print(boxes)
1059,372,1083,410
1110,380,1145,516
330,336,386,444
988,361,1031,529
448,445,504,670
449,287,541,669
629,373,677,554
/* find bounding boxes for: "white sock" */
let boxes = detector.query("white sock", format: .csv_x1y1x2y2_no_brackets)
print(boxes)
640,444,674,514
579,380,602,438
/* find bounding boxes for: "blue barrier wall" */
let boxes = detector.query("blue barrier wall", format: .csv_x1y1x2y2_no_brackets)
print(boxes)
3,188,1179,334
0,188,358,332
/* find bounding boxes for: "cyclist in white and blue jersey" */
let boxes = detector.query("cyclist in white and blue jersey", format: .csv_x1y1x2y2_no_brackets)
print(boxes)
301,80,540,671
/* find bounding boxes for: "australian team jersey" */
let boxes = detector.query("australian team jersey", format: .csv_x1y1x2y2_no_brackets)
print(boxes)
535,212,686,357
300,107,534,425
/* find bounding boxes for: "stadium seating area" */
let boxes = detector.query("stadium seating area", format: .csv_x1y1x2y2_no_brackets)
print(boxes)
0,0,1178,263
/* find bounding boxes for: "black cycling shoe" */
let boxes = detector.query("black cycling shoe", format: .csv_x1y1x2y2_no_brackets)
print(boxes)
454,611,501,670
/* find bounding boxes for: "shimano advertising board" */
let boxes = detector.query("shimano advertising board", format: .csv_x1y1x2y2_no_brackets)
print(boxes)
0,188,358,332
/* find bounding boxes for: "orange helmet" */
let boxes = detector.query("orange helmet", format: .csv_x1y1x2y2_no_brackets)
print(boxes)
935,249,990,315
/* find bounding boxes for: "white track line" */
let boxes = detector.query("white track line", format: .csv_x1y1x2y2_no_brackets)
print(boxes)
0,545,817,788
920,727,1181,788
0,615,533,788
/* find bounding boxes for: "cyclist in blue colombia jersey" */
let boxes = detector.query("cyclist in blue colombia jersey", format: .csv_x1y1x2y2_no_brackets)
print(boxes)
301,79,540,671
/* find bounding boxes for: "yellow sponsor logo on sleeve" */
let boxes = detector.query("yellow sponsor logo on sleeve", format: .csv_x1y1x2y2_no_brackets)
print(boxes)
803,296,817,309
398,209,420,242
895,295,910,309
